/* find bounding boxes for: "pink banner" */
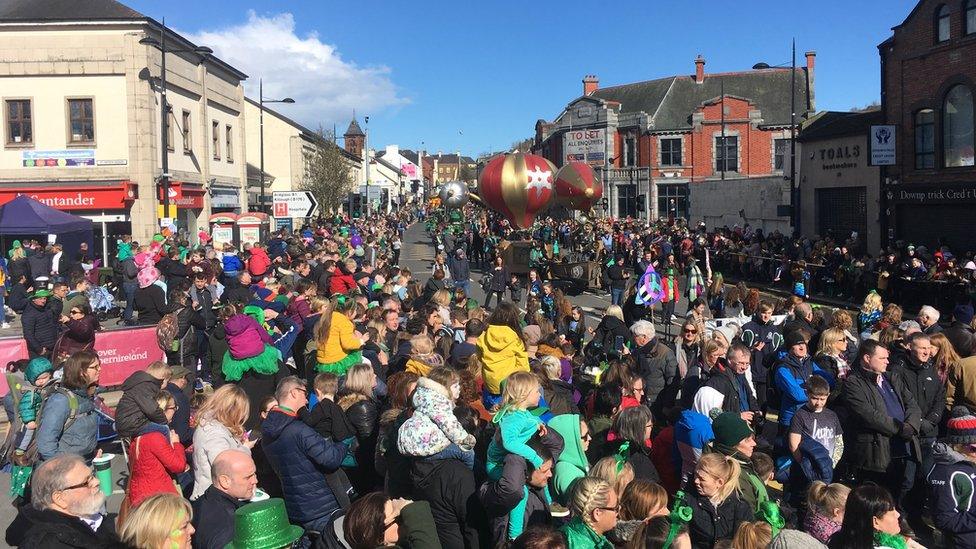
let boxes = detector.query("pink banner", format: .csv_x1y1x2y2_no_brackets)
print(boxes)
0,326,164,394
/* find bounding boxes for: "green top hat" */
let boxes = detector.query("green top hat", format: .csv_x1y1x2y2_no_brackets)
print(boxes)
225,498,304,549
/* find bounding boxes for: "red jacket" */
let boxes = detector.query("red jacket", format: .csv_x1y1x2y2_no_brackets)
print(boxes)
127,431,186,507
247,248,272,277
328,272,357,296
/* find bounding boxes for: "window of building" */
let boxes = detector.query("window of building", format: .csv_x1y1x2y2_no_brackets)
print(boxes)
225,125,233,163
181,110,192,154
624,137,637,166
166,111,175,152
967,0,976,35
5,99,32,145
937,4,951,42
67,98,94,144
715,136,738,173
774,138,788,170
660,138,682,166
944,85,975,167
212,120,220,160
915,109,936,169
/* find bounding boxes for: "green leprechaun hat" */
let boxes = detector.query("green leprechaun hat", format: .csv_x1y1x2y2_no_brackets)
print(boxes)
225,498,304,549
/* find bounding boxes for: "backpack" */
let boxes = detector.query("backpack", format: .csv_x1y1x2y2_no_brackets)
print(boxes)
156,310,181,352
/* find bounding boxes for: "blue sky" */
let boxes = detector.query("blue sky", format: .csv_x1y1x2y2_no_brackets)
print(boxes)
127,0,918,158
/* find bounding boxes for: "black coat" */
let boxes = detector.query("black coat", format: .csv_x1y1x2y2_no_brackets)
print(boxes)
26,251,51,284
605,439,660,482
591,315,631,353
6,506,126,548
303,397,356,443
411,458,484,549
704,364,759,414
208,324,230,386
134,284,175,325
345,396,380,492
22,300,57,356
684,490,753,549
633,338,680,418
221,280,255,308
8,282,28,313
115,370,169,438
838,366,922,473
945,321,976,358
191,485,247,549
240,365,289,431
165,382,193,446
157,257,187,288
894,357,946,438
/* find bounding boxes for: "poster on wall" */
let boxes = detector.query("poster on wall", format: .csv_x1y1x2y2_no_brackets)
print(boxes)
22,149,95,167
212,226,234,246
240,226,261,246
563,129,607,165
869,125,896,166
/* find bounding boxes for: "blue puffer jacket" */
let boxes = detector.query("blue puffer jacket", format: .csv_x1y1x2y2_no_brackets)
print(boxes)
261,408,347,524
773,354,832,426
36,386,98,462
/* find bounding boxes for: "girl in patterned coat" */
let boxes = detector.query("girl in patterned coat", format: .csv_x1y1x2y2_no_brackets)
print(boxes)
397,367,476,468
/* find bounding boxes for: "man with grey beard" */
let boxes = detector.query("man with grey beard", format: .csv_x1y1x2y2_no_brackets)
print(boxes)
6,453,122,548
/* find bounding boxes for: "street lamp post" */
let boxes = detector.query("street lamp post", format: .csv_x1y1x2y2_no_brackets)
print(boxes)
258,79,295,213
363,116,370,217
139,21,212,228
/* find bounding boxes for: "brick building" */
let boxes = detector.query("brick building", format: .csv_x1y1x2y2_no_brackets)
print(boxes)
533,55,814,228
880,0,976,252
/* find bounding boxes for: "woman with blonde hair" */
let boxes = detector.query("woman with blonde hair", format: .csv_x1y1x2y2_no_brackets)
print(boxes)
590,304,631,355
339,362,380,493
432,288,452,326
404,334,443,376
190,384,252,500
815,327,851,380
685,453,753,548
805,481,850,543
731,521,772,549
930,332,962,383
858,291,884,338
560,476,618,548
607,479,668,546
119,493,194,549
315,294,364,377
589,456,635,498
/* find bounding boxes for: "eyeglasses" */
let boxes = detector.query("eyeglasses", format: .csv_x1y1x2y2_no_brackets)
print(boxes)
581,432,592,442
87,364,101,371
59,474,96,492
683,329,697,334
597,504,620,513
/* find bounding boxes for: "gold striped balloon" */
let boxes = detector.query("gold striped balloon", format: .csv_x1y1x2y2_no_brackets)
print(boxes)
477,153,557,228
554,162,603,210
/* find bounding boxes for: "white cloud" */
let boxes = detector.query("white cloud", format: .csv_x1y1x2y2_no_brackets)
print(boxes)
183,11,407,132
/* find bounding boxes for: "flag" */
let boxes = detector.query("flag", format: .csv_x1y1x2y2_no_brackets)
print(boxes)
635,263,664,306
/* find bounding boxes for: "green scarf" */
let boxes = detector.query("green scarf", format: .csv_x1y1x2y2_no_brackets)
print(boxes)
7,240,20,259
874,531,907,549
117,242,133,262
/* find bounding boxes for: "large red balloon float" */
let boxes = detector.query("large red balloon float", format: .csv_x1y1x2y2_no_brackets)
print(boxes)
477,153,557,229
553,162,603,211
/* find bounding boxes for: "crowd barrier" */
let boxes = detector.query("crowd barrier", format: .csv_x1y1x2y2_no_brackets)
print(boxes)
0,326,164,394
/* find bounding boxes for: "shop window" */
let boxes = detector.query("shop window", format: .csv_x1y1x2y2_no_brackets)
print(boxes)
943,85,975,167
660,138,682,166
182,109,192,154
212,120,220,160
915,109,936,169
5,99,32,146
67,98,94,144
715,136,738,173
226,125,233,163
937,4,951,42
774,138,788,171
967,0,976,35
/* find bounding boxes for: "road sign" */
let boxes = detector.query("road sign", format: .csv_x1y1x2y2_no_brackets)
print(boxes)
272,191,318,218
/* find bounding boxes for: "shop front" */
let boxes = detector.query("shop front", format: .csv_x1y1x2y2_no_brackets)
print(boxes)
210,184,242,214
0,180,137,264
889,183,976,253
160,182,206,237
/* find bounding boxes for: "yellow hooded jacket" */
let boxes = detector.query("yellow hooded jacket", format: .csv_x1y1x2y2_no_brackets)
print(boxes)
477,324,530,394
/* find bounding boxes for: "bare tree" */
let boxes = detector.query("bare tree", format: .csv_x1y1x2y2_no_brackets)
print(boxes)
301,127,353,215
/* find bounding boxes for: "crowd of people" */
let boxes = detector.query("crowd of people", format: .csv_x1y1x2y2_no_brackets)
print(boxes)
1,204,976,549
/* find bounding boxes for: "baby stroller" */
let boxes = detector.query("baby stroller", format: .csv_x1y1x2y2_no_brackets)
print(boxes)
87,284,122,321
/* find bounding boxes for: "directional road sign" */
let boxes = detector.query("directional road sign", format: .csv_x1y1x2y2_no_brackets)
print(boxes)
272,191,318,218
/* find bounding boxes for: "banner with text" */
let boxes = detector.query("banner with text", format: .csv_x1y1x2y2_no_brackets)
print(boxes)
0,327,164,394
563,129,608,165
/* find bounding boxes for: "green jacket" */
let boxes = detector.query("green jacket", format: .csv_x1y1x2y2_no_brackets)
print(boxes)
560,517,613,549
388,501,442,549
549,414,588,504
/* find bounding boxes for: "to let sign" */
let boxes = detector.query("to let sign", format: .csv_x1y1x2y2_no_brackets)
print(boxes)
272,191,318,218
869,125,896,166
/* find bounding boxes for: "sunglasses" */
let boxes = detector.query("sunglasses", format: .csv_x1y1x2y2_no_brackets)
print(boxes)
581,432,592,442
683,329,697,334
60,473,96,492
70,309,82,315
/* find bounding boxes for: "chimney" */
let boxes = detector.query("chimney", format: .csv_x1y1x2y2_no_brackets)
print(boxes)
583,75,599,96
695,55,705,84
805,51,817,112
805,50,816,71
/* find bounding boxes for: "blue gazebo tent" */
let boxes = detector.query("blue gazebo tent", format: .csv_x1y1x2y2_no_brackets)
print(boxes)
0,195,94,258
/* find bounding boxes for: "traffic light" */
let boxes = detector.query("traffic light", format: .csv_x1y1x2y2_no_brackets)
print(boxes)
348,192,363,218
381,189,390,211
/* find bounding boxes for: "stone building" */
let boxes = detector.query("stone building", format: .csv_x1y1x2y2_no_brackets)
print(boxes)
0,0,249,257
